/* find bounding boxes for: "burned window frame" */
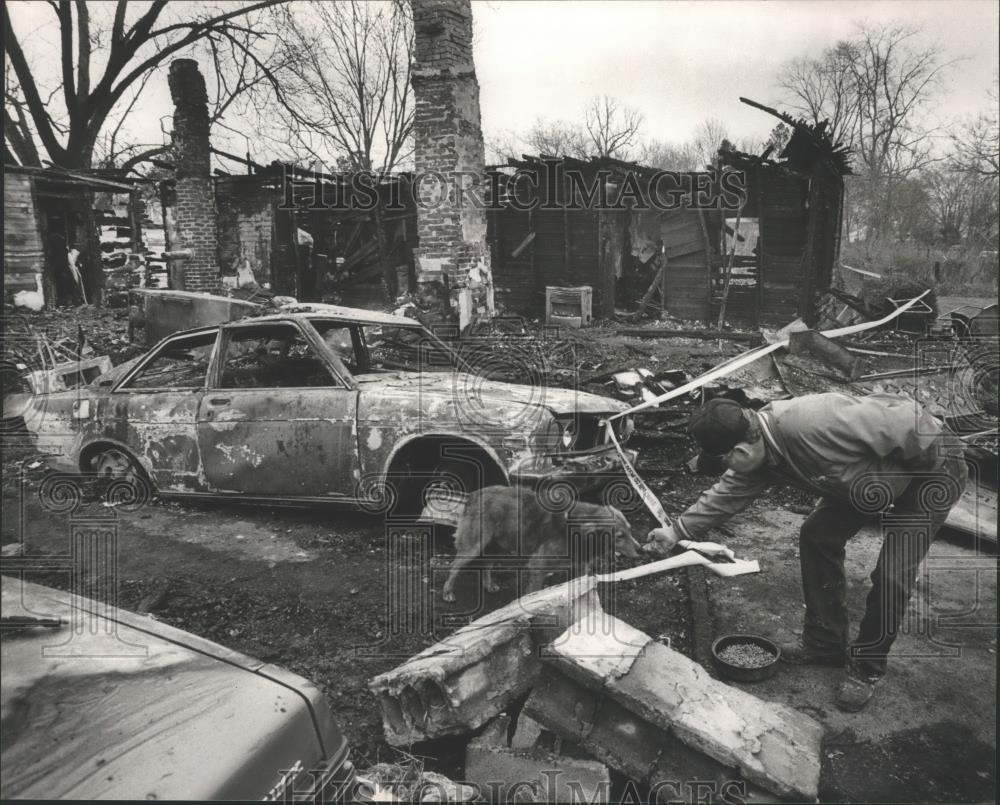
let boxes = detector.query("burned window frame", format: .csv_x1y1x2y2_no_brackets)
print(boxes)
114,330,220,392
211,319,351,391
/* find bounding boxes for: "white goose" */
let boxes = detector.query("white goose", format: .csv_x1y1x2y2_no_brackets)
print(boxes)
13,273,45,311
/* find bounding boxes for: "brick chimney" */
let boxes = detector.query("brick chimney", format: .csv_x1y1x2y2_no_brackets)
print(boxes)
410,0,493,328
168,59,218,293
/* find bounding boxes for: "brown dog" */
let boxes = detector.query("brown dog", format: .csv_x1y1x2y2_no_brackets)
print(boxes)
441,485,641,602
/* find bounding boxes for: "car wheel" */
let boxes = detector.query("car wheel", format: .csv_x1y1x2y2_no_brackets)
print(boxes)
92,448,153,509
419,459,479,524
418,449,510,527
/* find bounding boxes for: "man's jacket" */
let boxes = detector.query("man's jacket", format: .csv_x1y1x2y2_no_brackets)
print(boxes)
675,392,963,541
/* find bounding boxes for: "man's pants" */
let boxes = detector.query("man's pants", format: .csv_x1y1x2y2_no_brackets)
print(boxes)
798,454,968,677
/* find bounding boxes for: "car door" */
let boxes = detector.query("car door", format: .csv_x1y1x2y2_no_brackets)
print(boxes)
111,329,219,491
196,319,359,498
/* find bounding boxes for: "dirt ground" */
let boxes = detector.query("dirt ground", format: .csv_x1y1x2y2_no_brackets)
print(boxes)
2,298,997,802
0,443,694,770
701,505,997,804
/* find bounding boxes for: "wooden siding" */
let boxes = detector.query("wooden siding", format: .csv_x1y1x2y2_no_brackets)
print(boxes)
3,173,44,293
661,209,712,322
489,205,537,313
489,192,606,318
758,170,809,325
487,158,842,325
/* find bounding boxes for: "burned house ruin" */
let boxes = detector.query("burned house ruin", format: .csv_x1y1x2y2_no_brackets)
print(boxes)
486,105,849,327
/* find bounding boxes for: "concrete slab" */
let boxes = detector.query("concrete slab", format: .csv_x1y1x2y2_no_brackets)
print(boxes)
369,577,599,745
544,609,824,801
525,666,777,804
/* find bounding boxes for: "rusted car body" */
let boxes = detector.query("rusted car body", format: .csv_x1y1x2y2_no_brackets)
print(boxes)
6,304,636,518
0,576,354,800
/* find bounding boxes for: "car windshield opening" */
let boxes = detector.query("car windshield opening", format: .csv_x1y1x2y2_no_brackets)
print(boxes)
355,324,460,374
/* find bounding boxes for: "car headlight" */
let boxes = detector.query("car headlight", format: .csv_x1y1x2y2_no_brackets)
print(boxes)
531,417,576,453
560,420,577,449
532,418,561,453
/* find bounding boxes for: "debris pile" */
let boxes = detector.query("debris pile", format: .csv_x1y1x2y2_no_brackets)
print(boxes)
354,760,477,803
2,305,138,368
369,578,824,802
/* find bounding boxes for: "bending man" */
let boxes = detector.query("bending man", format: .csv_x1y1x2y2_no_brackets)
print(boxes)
646,392,967,712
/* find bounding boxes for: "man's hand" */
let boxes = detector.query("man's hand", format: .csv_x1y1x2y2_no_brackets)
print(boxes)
679,539,736,561
643,526,680,556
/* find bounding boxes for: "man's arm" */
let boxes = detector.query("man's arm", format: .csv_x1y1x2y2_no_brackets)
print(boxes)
675,470,771,541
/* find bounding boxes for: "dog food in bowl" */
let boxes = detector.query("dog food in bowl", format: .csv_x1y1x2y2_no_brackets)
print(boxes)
711,634,781,682
717,643,777,668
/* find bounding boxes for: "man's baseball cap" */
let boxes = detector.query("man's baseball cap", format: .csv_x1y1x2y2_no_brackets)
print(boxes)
689,397,750,471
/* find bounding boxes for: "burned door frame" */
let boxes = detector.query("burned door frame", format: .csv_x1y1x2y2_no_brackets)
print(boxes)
195,318,360,499
109,328,221,491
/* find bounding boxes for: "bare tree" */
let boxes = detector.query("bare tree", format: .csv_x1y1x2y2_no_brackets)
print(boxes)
524,117,590,159
249,1,414,300
779,43,860,149
849,24,953,234
484,127,524,164
584,95,643,160
262,0,414,173
950,81,999,181
4,0,284,170
637,138,701,171
691,117,729,168
779,22,954,238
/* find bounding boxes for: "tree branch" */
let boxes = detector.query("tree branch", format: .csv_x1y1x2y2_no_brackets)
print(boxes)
57,1,77,118
77,0,91,101
3,2,67,161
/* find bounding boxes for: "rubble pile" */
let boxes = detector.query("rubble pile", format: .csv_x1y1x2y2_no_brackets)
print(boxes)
370,578,824,803
2,304,140,369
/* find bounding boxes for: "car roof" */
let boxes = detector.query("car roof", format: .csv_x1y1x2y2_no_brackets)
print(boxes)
161,306,423,341
280,303,421,326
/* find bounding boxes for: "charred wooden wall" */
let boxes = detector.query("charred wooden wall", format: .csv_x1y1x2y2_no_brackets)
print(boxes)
664,207,719,322
212,172,417,304
707,159,843,327
3,172,44,296
755,166,809,325
487,167,623,320
215,175,276,288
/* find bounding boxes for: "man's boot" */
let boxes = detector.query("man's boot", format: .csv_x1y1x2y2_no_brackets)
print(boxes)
835,663,881,712
779,641,846,667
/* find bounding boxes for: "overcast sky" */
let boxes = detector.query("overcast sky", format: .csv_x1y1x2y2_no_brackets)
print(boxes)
7,0,999,164
473,0,999,146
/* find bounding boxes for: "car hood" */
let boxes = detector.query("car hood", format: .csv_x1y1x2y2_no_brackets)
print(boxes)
354,371,629,416
0,577,341,801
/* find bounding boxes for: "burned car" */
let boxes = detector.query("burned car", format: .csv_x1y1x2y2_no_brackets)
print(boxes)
0,575,354,800
6,305,636,520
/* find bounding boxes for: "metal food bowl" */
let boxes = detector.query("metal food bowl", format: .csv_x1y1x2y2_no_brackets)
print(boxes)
711,634,781,682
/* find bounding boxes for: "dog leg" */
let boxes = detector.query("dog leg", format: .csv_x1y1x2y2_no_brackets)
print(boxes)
442,552,479,602
482,566,501,594
523,554,550,594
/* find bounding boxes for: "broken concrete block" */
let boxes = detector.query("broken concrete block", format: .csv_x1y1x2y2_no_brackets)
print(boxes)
417,772,477,802
369,578,599,745
466,714,611,803
525,666,776,804
540,610,824,802
509,712,545,750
